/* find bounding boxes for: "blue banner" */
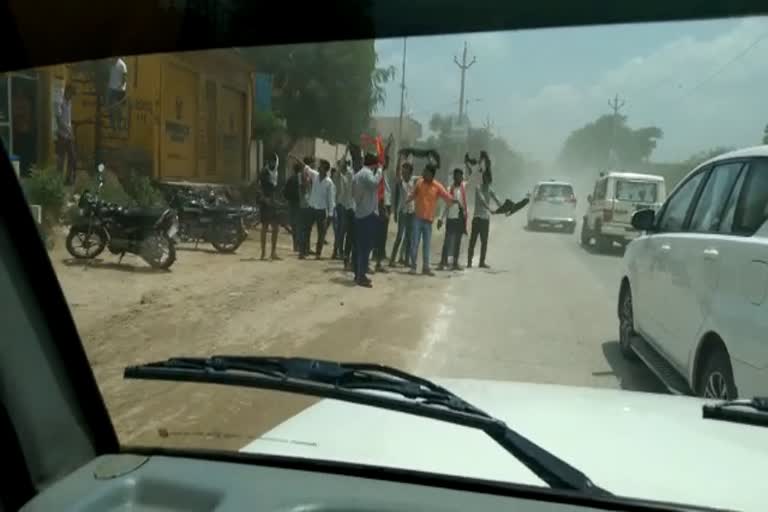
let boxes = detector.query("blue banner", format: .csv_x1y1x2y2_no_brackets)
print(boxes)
254,73,272,113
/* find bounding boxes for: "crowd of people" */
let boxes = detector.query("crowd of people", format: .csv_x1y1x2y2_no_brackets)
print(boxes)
257,149,520,288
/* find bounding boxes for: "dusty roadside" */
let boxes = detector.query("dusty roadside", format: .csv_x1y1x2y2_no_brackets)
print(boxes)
51,227,453,450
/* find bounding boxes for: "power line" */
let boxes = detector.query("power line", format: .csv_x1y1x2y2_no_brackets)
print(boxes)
684,30,768,94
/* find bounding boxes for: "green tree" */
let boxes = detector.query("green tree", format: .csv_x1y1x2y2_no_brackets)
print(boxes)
242,41,394,153
558,114,663,171
763,123,768,144
419,113,525,194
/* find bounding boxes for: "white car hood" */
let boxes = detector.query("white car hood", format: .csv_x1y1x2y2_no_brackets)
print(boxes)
241,379,767,511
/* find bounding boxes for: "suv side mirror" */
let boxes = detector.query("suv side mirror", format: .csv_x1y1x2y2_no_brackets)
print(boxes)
587,194,593,204
631,209,656,231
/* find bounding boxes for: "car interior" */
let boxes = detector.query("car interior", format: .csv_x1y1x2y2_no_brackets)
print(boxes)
2,1,766,511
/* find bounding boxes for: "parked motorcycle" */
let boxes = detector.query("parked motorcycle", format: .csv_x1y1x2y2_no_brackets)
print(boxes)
169,190,249,253
66,164,179,269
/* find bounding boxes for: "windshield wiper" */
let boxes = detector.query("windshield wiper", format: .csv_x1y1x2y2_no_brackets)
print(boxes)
124,356,607,495
703,397,768,428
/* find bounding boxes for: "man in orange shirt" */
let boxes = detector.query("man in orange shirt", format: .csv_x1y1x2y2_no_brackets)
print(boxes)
408,164,456,276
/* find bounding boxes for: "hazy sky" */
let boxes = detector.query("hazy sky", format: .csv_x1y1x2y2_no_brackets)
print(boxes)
375,16,768,162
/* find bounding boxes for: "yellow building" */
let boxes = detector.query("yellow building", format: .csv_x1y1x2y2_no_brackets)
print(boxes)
8,49,254,184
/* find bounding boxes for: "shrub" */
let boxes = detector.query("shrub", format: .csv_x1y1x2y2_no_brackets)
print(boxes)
123,171,165,208
21,166,67,250
22,166,66,226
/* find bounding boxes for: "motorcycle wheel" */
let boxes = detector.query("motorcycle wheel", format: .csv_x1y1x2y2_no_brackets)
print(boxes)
141,233,176,269
66,227,107,259
211,225,245,253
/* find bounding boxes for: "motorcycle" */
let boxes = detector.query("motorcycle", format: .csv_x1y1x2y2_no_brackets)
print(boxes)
169,189,249,253
66,164,179,269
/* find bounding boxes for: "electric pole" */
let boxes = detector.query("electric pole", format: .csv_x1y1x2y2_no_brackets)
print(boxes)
608,94,625,168
454,41,476,122
395,37,407,172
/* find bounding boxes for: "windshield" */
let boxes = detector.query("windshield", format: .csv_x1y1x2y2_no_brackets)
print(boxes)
614,180,659,203
9,13,768,512
536,184,574,199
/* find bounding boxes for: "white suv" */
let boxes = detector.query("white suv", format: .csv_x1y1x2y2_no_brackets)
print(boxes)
526,180,577,233
581,172,666,252
619,146,768,399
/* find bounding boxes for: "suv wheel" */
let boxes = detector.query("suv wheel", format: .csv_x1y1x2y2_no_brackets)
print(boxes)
697,344,737,399
618,287,638,361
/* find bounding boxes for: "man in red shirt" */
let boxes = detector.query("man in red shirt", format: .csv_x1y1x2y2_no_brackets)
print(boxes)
408,164,456,276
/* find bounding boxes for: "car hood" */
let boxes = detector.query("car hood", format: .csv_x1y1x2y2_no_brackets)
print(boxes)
240,379,767,511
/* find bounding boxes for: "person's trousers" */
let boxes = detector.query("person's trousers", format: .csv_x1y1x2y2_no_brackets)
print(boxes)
344,208,355,264
468,217,490,265
373,212,389,263
332,204,346,257
107,88,126,131
56,137,77,185
354,214,377,281
299,207,314,255
310,209,328,256
288,204,301,251
390,212,413,265
410,217,433,271
440,218,464,266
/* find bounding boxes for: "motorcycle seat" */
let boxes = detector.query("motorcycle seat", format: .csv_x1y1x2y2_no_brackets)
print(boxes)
118,207,169,219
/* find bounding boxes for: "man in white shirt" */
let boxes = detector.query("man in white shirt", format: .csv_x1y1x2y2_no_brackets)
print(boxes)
389,162,416,267
351,153,383,287
468,169,502,268
438,168,468,271
303,158,336,259
55,84,77,185
338,160,356,269
107,57,128,131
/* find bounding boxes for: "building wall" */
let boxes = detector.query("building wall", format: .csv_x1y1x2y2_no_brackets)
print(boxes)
54,50,253,184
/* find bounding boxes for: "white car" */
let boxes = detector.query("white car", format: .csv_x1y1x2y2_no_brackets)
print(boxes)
526,180,577,233
242,380,768,512
582,172,666,252
619,145,768,400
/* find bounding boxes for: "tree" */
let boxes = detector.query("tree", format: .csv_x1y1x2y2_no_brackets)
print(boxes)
558,114,663,171
763,123,768,144
241,41,394,153
418,113,525,194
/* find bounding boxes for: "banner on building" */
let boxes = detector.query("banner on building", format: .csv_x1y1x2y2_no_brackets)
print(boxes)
254,73,272,113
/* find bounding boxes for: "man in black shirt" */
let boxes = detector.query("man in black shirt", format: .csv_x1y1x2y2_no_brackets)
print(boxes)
283,162,302,252
259,154,281,260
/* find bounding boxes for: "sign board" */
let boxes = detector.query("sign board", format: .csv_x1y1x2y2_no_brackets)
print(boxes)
254,73,273,113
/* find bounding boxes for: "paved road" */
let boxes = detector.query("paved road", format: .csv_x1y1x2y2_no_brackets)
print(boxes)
414,213,666,394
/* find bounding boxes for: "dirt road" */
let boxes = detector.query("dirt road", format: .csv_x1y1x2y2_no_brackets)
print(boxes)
52,227,451,450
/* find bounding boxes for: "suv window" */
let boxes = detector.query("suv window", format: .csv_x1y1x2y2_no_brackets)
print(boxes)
657,170,706,232
594,179,607,201
614,180,658,203
689,162,743,232
732,159,768,235
536,184,573,199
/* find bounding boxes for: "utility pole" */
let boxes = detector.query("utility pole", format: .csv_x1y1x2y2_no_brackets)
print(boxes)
608,93,625,168
454,41,476,122
395,37,407,174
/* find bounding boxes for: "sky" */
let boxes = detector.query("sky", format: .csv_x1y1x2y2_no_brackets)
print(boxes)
374,16,768,162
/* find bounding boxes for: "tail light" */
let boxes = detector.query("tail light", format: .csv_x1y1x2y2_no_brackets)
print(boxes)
603,209,613,222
